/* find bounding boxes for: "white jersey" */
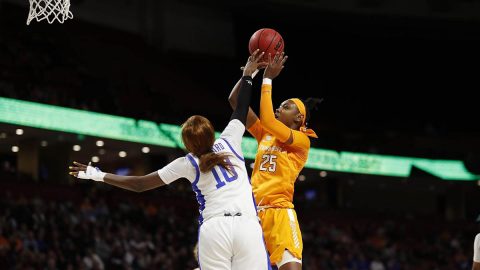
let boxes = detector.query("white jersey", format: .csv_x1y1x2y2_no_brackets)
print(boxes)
474,233,480,263
158,119,257,225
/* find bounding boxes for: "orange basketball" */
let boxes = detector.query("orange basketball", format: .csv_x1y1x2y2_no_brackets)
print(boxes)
248,28,284,61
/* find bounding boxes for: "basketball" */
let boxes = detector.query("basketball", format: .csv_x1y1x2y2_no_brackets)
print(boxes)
248,28,284,61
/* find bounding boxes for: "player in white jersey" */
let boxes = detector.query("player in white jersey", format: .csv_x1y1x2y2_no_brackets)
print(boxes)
69,50,271,270
473,214,480,270
474,234,480,270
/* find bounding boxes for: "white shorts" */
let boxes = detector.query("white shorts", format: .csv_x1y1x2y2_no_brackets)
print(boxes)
198,215,271,270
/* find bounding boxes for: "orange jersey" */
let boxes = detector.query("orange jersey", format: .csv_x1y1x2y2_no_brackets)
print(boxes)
248,119,310,208
247,79,314,264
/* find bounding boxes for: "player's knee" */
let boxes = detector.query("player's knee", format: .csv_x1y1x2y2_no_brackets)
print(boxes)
278,262,302,270
277,250,302,270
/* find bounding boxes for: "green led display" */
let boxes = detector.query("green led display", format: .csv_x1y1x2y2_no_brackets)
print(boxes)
0,97,478,181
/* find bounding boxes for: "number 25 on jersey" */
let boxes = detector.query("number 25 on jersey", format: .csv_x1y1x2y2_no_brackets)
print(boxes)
259,154,277,172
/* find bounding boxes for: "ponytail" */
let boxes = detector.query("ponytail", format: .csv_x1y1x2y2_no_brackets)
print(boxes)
199,152,231,173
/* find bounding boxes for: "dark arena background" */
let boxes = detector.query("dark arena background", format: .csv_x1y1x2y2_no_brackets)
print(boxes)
1,0,480,269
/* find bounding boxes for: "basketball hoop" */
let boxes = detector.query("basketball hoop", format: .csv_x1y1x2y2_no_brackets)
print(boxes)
27,0,73,25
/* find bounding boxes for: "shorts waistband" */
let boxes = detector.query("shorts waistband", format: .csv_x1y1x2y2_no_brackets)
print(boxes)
256,205,293,211
202,212,258,224
224,212,242,217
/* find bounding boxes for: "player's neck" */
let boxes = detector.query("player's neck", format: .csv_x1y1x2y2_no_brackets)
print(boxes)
290,123,301,130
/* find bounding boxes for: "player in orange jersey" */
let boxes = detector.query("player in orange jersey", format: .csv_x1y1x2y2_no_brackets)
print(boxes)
229,52,320,270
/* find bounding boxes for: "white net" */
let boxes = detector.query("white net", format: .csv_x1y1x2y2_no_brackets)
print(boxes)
27,0,73,25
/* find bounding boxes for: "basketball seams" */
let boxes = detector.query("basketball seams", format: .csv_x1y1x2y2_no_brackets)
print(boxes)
265,31,277,54
258,28,265,52
249,28,284,61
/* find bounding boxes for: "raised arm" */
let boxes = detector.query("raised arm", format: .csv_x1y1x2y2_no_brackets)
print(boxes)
228,50,267,129
69,161,165,193
259,52,294,144
230,76,253,125
230,51,265,125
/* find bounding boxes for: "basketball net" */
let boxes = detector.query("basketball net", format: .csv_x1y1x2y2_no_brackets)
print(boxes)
27,0,73,25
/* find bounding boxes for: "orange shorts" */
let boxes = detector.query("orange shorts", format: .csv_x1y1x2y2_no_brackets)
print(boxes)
258,208,303,265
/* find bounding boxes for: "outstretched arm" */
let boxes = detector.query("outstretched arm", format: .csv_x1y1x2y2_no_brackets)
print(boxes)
228,80,258,129
230,76,253,125
69,161,165,193
228,50,267,129
230,50,266,125
260,52,294,144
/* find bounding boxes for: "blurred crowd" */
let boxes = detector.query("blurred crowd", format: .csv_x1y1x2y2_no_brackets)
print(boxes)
0,186,199,270
301,215,474,270
0,180,476,270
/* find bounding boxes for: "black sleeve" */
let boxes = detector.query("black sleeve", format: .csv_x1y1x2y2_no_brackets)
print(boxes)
230,76,252,125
